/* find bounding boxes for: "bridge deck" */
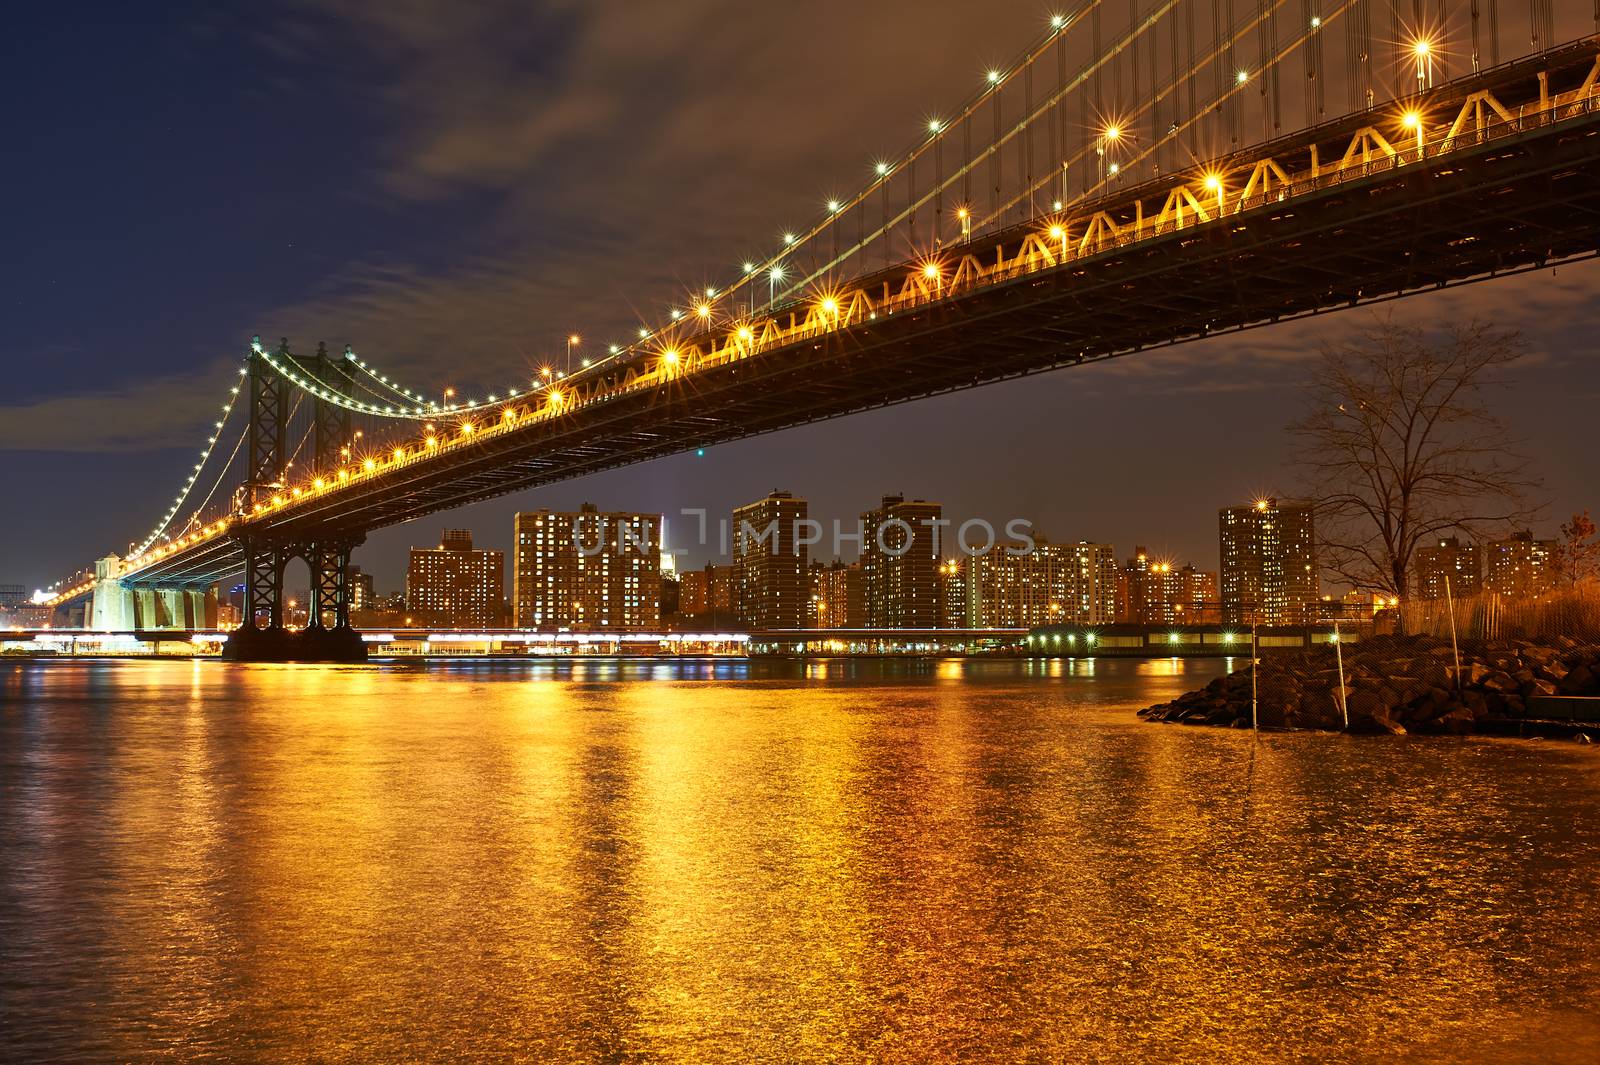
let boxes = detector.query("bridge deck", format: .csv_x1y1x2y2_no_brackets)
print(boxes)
116,40,1600,588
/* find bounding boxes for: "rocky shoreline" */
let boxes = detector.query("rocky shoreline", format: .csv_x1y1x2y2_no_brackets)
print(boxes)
1138,634,1600,739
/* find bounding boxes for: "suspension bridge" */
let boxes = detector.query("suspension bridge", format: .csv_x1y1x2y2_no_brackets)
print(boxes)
33,1,1600,660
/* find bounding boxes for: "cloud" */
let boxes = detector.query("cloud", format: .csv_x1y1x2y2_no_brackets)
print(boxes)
0,362,243,453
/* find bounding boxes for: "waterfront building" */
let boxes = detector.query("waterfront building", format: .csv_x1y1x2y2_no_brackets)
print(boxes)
0,584,25,609
939,559,967,629
1116,548,1220,624
810,560,866,629
963,538,1117,627
1176,564,1221,623
347,566,376,612
513,505,660,630
732,491,809,629
678,563,738,624
1483,530,1556,599
860,495,943,628
407,529,505,629
1413,536,1483,600
1219,498,1318,625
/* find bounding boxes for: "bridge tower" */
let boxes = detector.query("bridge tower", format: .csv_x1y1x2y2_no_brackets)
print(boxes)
225,337,365,661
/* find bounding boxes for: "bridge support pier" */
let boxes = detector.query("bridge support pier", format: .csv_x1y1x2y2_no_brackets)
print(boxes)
89,555,135,631
224,534,367,662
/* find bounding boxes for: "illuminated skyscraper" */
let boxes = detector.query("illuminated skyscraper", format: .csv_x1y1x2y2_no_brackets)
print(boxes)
513,505,660,630
1219,499,1318,625
964,538,1117,627
406,529,504,629
1483,530,1555,599
1414,536,1483,600
860,495,943,628
732,491,809,629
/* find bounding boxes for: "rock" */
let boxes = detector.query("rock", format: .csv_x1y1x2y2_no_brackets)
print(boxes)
1437,707,1477,735
1482,670,1517,693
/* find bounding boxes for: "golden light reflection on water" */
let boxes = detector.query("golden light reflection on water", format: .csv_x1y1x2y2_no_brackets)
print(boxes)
2,657,1599,1062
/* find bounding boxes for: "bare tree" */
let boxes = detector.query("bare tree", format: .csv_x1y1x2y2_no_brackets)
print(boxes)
1288,318,1541,606
1553,510,1600,587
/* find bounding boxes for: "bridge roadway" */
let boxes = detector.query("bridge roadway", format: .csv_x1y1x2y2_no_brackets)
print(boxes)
119,40,1600,589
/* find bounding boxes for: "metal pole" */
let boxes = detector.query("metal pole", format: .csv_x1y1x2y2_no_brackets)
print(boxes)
1333,617,1349,730
1444,573,1462,691
1251,622,1259,729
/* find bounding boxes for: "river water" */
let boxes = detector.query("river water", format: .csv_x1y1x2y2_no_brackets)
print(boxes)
2,657,1598,1062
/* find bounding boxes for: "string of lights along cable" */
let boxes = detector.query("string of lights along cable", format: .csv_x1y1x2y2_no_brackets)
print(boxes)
34,0,1600,608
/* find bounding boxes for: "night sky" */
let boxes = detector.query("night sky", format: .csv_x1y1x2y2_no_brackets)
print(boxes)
5,2,1597,595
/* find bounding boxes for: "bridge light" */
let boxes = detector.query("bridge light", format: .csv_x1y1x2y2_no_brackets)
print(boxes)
662,348,680,365
927,118,942,134
1108,162,1119,175
827,199,841,212
1401,110,1421,129
1310,16,1321,28
1050,13,1065,29
1411,38,1430,57
363,458,376,472
695,302,712,319
986,69,1002,85
1048,224,1066,241
670,309,682,320
820,297,839,315
783,233,796,245
639,327,650,339
737,326,753,341
922,262,940,280
743,262,756,274
609,343,620,354
424,435,438,448
1236,69,1249,83
1103,124,1121,142
769,265,786,282
540,366,552,377
1203,173,1222,191
875,161,890,176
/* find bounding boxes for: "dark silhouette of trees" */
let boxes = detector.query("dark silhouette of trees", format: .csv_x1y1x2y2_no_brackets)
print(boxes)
1288,318,1541,604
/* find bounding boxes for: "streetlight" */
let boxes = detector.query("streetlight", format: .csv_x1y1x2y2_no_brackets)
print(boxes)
1402,110,1424,155
1412,37,1435,90
768,264,786,309
956,205,971,241
566,334,580,372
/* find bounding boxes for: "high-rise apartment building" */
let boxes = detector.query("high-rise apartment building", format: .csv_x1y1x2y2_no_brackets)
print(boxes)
1218,499,1318,625
1115,547,1219,624
860,495,943,628
406,529,504,628
732,491,809,629
963,538,1117,627
347,566,376,612
939,560,967,629
513,505,660,630
1483,530,1555,599
808,560,867,628
1414,536,1483,600
678,563,738,623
